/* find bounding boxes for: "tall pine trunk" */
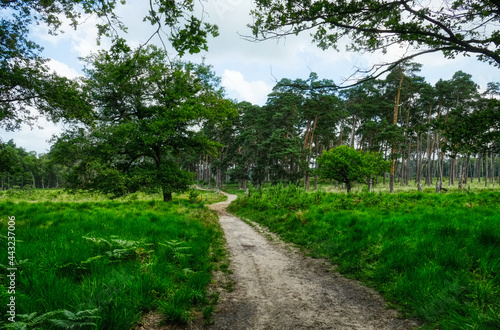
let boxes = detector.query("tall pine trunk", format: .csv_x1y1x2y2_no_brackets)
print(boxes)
390,69,404,193
485,151,489,188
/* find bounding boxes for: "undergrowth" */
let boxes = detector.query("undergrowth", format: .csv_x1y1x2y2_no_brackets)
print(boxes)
0,199,224,329
228,184,500,329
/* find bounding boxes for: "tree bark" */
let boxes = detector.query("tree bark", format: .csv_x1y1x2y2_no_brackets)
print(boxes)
346,180,352,194
491,151,495,186
163,191,173,202
390,70,404,193
485,151,489,188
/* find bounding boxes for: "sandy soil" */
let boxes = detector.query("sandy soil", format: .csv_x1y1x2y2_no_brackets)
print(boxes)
205,192,421,330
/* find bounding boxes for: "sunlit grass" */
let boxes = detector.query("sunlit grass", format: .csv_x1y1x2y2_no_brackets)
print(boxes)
0,187,226,204
317,176,499,194
0,197,225,329
228,185,500,329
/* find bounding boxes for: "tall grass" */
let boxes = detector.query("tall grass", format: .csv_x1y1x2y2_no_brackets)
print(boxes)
229,185,500,329
0,188,226,204
0,199,225,329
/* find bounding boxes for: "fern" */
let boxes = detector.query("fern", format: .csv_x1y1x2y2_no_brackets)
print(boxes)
48,309,100,329
2,308,99,329
82,235,153,261
160,240,192,262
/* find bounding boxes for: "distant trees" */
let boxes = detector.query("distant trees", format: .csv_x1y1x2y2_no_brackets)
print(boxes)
3,61,499,195
188,65,499,193
0,140,65,189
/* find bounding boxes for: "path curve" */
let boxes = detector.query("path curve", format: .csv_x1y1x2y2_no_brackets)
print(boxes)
207,192,420,330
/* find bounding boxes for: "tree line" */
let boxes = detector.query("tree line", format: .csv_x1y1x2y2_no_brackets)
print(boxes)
0,140,66,190
196,63,499,193
1,1,499,198
2,59,498,195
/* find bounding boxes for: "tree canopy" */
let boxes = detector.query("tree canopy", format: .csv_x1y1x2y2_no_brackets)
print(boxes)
51,45,235,201
316,146,390,193
1,0,218,129
250,0,500,81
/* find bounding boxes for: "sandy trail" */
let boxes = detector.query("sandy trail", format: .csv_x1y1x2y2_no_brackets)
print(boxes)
207,192,419,330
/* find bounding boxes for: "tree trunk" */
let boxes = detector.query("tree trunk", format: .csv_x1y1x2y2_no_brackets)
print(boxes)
163,191,173,202
491,151,495,187
485,151,488,188
390,71,404,193
350,114,358,148
458,157,463,189
449,157,454,186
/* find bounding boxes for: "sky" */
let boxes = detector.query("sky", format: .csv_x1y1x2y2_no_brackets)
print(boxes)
2,0,499,154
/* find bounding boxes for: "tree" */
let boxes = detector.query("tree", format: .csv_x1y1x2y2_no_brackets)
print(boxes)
250,0,500,81
52,45,234,201
443,98,500,155
1,0,218,129
316,145,390,193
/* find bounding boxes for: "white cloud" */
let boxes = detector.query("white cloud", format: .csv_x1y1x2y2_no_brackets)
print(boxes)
33,15,110,58
1,120,64,155
222,70,272,105
46,59,81,79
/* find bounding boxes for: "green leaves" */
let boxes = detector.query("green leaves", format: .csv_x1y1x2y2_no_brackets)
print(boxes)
316,146,389,193
2,0,220,129
53,45,234,200
251,0,500,80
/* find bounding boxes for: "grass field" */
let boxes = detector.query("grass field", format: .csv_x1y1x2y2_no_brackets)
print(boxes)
317,176,499,194
0,187,227,204
0,190,227,329
228,184,500,329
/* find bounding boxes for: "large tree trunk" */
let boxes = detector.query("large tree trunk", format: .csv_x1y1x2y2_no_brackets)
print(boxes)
346,180,352,194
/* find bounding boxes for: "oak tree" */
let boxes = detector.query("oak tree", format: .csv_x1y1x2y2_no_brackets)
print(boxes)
52,44,234,201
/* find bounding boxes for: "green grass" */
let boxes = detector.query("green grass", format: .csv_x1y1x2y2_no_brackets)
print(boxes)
228,184,500,329
317,176,499,194
0,196,226,329
0,188,226,204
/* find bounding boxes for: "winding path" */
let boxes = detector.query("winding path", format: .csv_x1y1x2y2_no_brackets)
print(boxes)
207,192,420,330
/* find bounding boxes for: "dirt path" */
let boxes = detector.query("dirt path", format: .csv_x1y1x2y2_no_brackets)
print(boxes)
207,192,420,330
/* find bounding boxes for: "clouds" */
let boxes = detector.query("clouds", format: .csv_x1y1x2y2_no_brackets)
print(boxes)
222,70,273,105
1,120,64,155
33,16,110,59
45,59,81,79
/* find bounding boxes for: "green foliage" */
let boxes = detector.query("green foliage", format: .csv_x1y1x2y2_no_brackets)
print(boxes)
188,188,201,203
0,140,66,190
2,308,99,329
443,98,500,154
1,0,218,129
251,0,500,78
0,198,225,328
51,45,236,201
229,188,500,328
230,183,322,211
316,146,390,193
